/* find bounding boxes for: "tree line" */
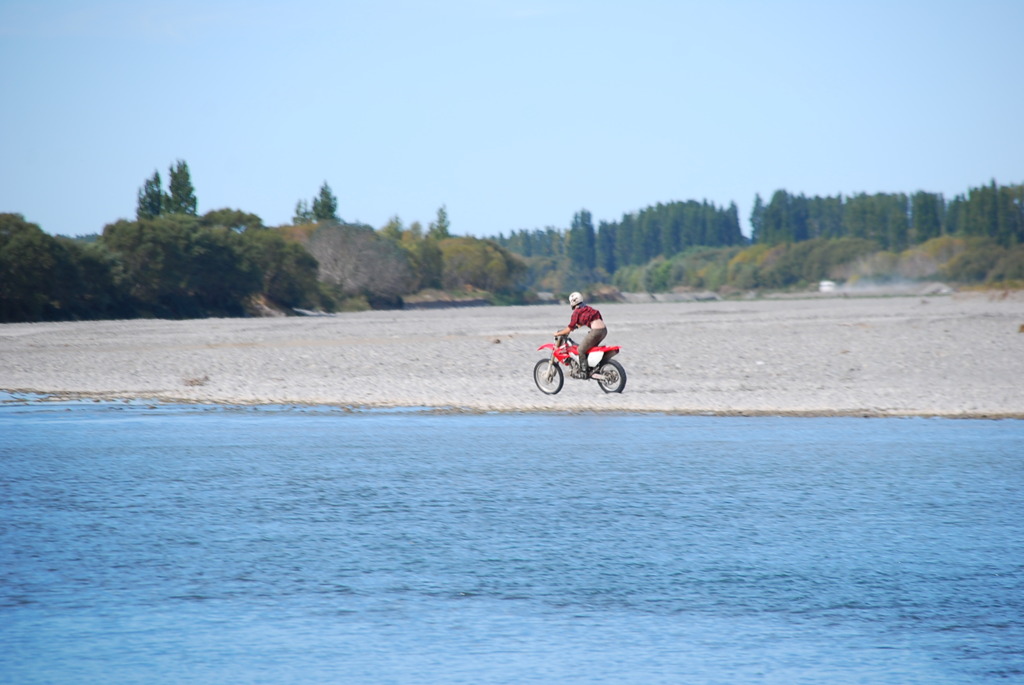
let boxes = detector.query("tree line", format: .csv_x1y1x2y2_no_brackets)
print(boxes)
3,165,1022,324
0,162,525,323
493,180,1023,295
750,182,1024,250
496,200,745,276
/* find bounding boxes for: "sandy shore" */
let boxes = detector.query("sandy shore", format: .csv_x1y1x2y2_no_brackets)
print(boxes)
2,292,1023,417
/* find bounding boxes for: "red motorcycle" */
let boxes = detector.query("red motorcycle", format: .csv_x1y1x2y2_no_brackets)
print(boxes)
534,335,627,395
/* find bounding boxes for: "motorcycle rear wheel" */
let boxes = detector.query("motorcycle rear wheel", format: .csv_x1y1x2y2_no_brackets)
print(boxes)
533,359,564,395
596,359,627,393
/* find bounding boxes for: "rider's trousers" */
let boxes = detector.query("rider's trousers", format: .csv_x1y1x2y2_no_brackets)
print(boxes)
578,327,608,366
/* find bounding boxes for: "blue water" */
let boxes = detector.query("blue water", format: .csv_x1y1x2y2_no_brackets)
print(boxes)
1,400,1022,684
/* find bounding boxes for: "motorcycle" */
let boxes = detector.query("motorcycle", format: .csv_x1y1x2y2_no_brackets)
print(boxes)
533,335,627,395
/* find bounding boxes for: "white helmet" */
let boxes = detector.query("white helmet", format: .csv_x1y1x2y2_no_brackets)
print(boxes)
568,291,583,308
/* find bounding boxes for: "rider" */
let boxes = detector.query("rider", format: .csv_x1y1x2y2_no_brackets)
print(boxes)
554,291,607,377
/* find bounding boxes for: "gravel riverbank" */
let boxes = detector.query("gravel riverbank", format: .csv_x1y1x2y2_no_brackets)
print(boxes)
2,292,1022,418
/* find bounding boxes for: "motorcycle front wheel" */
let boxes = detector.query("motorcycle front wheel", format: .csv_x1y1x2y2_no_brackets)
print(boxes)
533,359,564,395
596,359,627,393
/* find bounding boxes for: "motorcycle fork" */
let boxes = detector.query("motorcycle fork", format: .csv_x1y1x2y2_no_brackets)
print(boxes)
545,353,559,381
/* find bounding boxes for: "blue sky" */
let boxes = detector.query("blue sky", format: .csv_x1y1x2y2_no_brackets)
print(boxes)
2,0,1021,239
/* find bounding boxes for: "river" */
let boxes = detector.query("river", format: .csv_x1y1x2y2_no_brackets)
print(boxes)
2,399,1021,683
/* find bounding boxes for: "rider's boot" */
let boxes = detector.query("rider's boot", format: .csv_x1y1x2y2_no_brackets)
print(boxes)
579,357,589,378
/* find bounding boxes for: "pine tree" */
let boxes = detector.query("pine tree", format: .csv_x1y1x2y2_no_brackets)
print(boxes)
722,202,743,245
136,171,164,220
911,191,943,243
380,216,404,242
568,209,596,270
166,160,197,215
750,193,765,243
311,182,339,222
293,200,314,224
428,205,451,240
595,221,616,274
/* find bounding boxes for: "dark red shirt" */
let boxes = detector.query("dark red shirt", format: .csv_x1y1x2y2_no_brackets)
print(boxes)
569,304,602,329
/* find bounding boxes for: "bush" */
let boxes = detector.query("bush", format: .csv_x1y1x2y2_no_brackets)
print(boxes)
238,228,321,309
940,239,1003,283
307,223,415,302
101,216,261,317
438,237,525,294
0,213,132,322
611,264,645,292
989,246,1024,282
